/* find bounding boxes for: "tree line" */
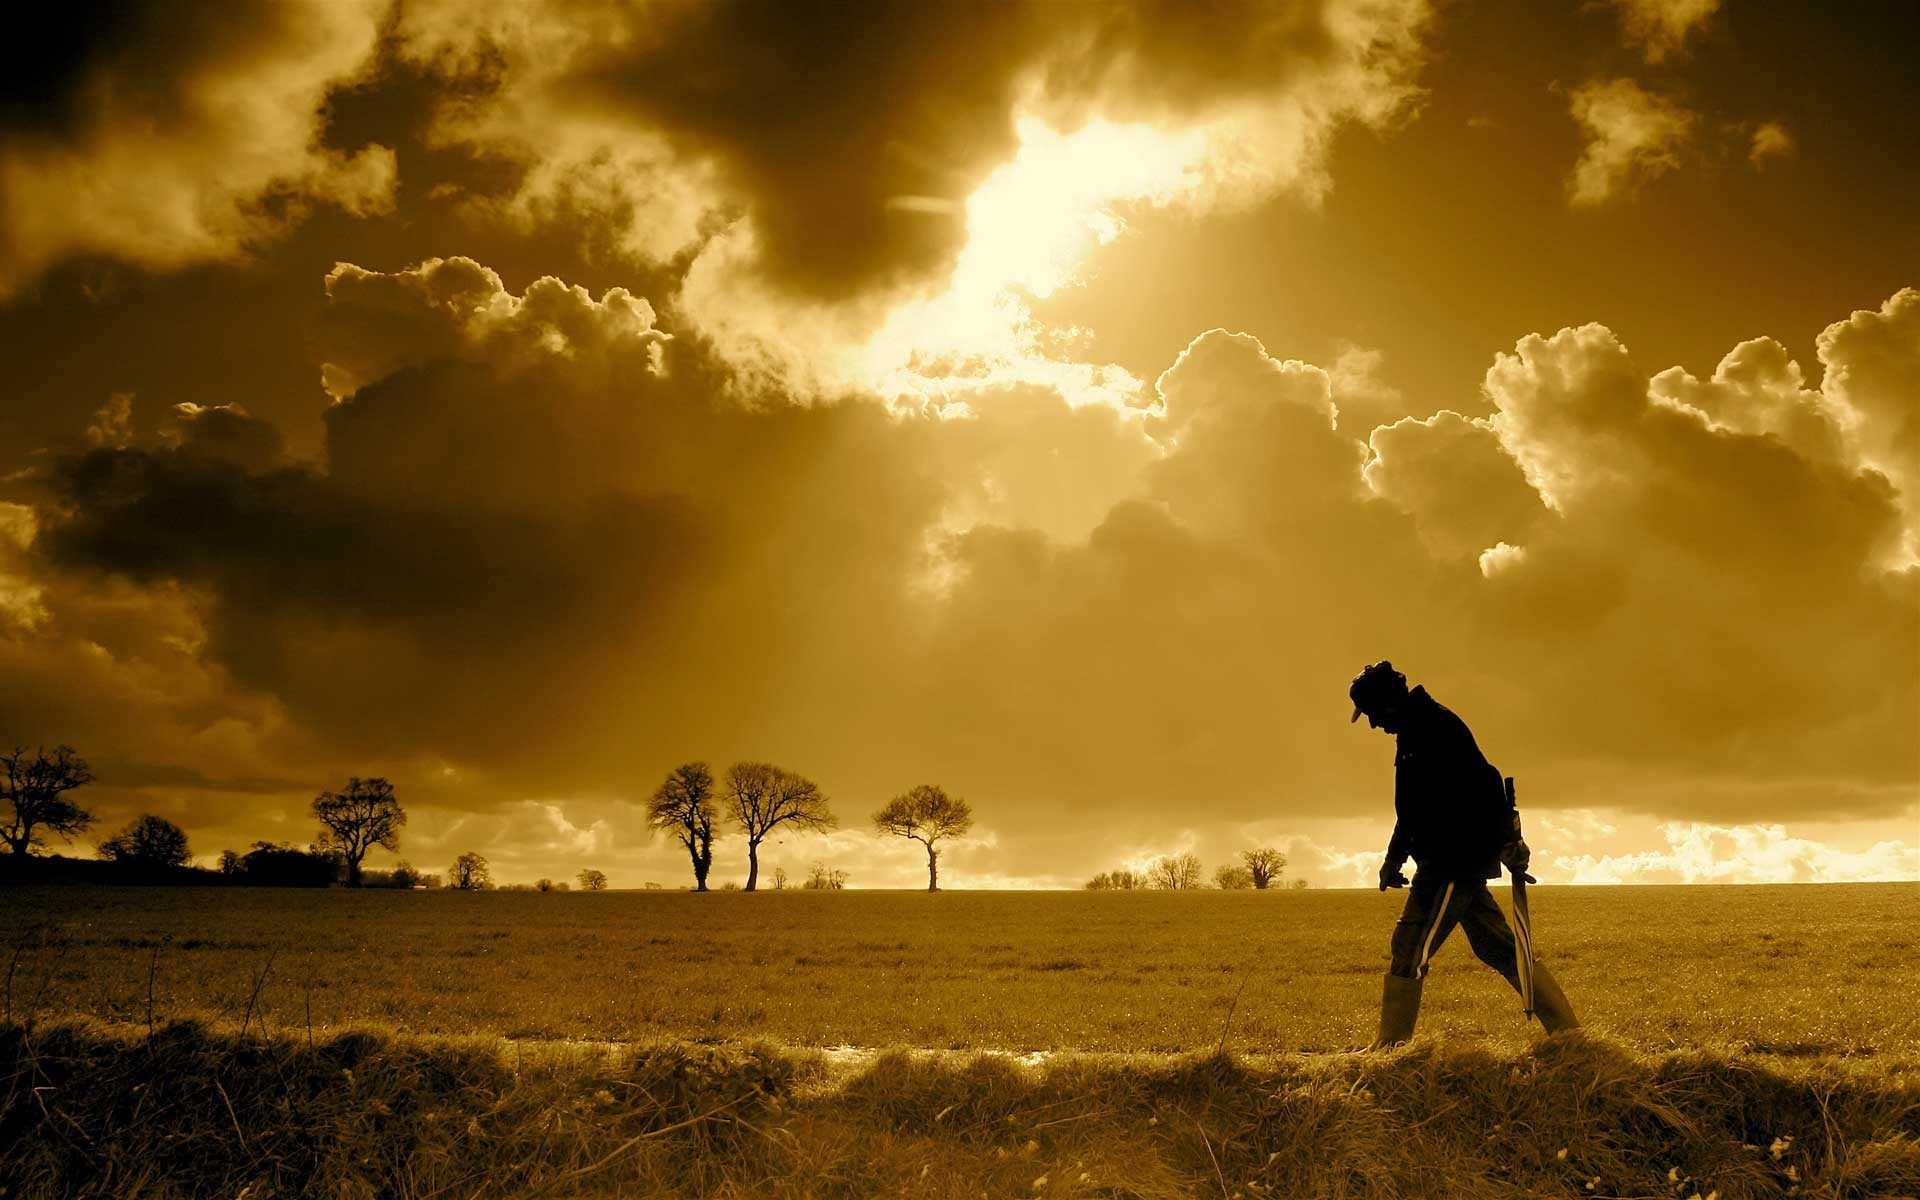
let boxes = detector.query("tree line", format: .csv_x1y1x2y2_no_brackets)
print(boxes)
1085,847,1306,890
646,762,972,891
5,744,1308,892
2,746,980,891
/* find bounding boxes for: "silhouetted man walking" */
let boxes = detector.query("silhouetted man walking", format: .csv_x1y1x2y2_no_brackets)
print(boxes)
1348,661,1579,1046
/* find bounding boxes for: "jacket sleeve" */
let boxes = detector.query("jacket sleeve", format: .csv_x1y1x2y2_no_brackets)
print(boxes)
1500,775,1523,845
1385,819,1410,867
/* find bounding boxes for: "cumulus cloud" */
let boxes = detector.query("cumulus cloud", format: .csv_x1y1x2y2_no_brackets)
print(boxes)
395,0,1432,301
0,1,394,295
1364,412,1545,558
1554,821,1918,884
1565,78,1696,206
384,0,1436,409
1608,0,1721,63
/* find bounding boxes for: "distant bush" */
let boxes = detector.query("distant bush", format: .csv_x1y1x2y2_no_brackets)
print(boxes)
1084,868,1147,890
228,841,341,887
577,869,608,891
1213,865,1254,890
359,862,426,889
97,815,191,870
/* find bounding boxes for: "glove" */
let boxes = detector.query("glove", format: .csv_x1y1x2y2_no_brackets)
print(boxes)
1378,859,1409,891
1500,839,1536,884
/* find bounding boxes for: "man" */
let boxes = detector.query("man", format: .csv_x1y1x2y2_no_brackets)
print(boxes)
1349,660,1579,1046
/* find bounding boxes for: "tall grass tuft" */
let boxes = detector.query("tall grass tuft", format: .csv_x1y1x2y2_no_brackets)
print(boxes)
3,1020,1915,1198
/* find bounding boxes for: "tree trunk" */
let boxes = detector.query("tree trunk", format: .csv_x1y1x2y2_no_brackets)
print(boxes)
744,839,760,892
926,842,939,891
689,840,709,891
346,855,363,888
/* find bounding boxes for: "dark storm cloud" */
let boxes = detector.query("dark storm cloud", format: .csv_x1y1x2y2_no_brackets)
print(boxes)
564,0,1048,297
32,259,946,784
398,0,1430,302
0,0,392,295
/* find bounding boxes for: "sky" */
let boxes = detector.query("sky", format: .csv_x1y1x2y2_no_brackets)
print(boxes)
0,0,1915,889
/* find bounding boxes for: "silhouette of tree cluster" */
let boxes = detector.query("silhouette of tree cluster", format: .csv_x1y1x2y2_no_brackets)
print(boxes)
1084,846,1291,891
97,814,191,869
643,761,841,891
803,863,849,890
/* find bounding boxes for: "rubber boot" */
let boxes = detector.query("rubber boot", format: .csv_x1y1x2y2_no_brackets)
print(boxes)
1529,961,1580,1034
1373,973,1423,1048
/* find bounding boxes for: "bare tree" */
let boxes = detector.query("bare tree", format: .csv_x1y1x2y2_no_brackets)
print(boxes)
577,868,609,891
1,745,96,856
804,862,848,889
311,777,406,887
1213,864,1254,890
1149,852,1203,890
1085,867,1148,890
772,866,788,890
1241,846,1287,890
648,762,719,891
725,762,834,891
872,784,974,891
97,814,191,868
450,851,490,890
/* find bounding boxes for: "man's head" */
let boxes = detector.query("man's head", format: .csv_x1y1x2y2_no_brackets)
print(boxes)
1349,661,1410,732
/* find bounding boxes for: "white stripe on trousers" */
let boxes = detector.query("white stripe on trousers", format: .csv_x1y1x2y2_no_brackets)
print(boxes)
1416,882,1455,978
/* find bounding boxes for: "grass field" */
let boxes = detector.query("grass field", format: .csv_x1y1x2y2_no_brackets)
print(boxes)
4,883,1916,1056
5,883,1918,1198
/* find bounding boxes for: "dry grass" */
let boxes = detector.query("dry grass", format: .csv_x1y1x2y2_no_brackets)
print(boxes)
4,1018,1916,1199
5,883,1916,1197
2,884,1915,1057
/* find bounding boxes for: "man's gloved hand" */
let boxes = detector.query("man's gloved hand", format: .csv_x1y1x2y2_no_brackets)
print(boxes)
1378,859,1409,891
1500,839,1537,884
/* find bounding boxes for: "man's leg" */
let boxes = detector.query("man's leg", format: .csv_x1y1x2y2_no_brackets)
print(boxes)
1461,885,1580,1033
1377,876,1467,1047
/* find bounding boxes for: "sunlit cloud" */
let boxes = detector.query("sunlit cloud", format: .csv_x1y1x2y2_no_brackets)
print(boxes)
1552,822,1920,885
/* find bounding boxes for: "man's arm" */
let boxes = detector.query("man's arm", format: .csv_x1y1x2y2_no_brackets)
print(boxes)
1498,776,1536,883
1379,821,1410,890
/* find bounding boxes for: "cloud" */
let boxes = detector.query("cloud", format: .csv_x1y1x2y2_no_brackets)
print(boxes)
1608,0,1721,63
0,1,394,295
394,0,1433,304
1566,78,1696,206
1748,121,1795,169
16,258,1919,886
1364,412,1545,558
387,0,1436,410
1553,821,1918,884
1813,287,1920,557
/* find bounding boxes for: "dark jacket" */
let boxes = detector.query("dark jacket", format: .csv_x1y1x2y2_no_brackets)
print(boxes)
1385,687,1518,881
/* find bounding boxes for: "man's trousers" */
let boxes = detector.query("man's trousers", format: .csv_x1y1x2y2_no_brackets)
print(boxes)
1388,874,1522,983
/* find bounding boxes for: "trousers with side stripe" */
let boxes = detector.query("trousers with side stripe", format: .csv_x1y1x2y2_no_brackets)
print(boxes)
1388,874,1520,982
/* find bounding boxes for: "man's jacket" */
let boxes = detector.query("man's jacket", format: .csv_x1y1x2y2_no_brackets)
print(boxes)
1386,686,1517,881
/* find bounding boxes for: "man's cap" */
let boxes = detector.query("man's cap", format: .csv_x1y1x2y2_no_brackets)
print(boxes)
1349,660,1407,722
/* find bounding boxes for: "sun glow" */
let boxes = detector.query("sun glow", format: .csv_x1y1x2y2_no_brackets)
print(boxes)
861,115,1211,404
